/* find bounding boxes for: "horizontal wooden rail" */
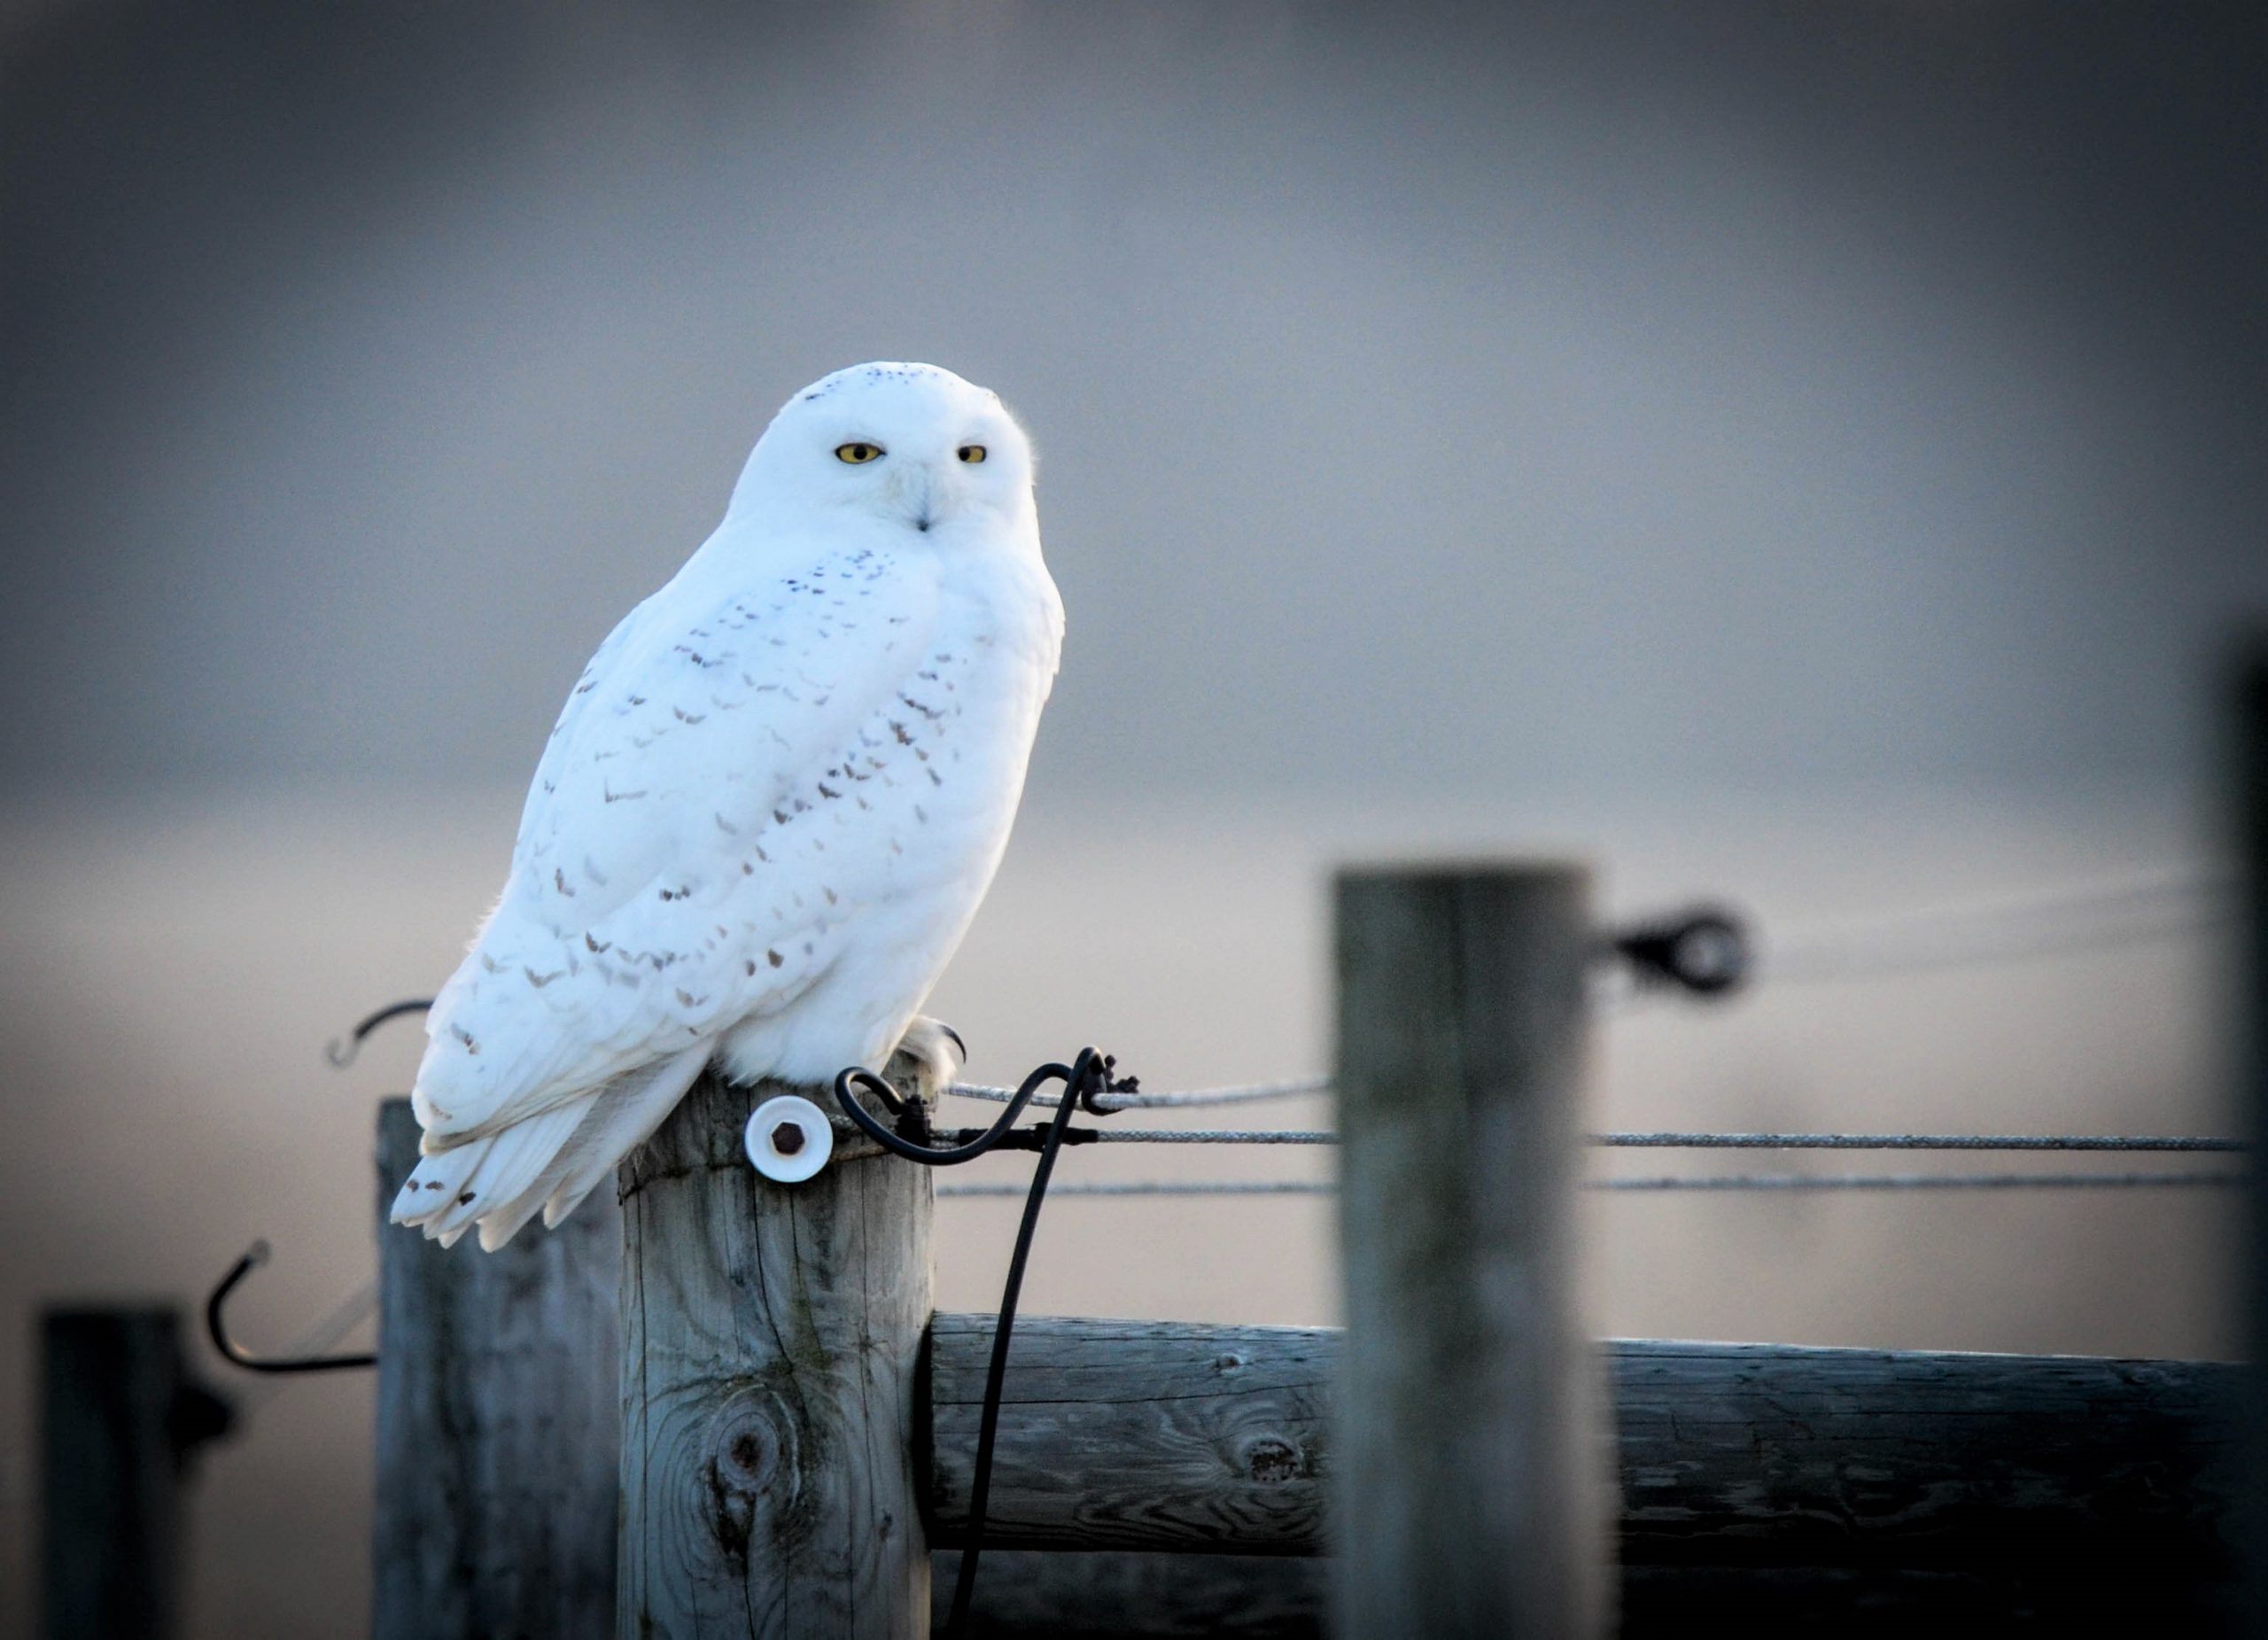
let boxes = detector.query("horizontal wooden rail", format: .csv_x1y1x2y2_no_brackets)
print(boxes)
932,1316,1331,1555
930,1314,2243,1613
926,1551,2239,1636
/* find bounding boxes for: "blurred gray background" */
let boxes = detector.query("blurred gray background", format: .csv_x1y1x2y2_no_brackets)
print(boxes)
3,2,2264,1635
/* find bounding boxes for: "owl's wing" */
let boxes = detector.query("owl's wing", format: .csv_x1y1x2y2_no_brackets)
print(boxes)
511,590,661,856
410,546,948,1148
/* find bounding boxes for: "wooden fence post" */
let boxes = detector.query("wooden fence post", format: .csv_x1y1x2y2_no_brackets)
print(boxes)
41,1308,230,1640
372,1098,619,1640
617,1073,933,1638
1332,864,1612,1636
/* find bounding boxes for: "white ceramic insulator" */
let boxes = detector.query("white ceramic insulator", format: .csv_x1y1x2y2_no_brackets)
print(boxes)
745,1094,835,1184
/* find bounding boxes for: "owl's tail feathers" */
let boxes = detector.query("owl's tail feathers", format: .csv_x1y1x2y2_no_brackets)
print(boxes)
390,1102,585,1249
387,1043,711,1252
539,1042,711,1232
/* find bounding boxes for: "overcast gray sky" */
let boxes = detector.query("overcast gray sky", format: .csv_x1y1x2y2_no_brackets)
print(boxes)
3,1,2262,803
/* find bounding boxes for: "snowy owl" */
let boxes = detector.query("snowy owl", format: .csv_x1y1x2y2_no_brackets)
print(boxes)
391,361,1063,1250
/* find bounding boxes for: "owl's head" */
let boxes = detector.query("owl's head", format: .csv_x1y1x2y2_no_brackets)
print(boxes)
732,361,1037,541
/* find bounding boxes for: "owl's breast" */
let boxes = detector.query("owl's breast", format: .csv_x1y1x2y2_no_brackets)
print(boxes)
707,547,1062,1081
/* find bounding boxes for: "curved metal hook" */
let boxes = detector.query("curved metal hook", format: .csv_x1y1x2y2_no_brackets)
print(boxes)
325,997,435,1069
206,1242,377,1373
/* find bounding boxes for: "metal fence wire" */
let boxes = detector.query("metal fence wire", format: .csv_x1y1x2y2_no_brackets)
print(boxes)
939,1084,2249,1193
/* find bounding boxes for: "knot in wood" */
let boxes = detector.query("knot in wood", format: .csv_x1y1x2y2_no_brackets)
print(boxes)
725,1426,771,1483
1239,1434,1305,1487
703,1389,805,1563
711,1395,794,1492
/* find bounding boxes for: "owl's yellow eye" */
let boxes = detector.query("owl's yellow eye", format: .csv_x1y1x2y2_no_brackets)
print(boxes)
835,442,884,464
957,444,988,464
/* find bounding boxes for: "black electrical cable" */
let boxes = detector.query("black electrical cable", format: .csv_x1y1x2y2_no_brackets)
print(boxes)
950,1062,1088,1635
835,1054,1072,1162
833,1045,1124,1639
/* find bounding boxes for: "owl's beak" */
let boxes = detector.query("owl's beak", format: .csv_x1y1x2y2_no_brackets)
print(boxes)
894,465,938,533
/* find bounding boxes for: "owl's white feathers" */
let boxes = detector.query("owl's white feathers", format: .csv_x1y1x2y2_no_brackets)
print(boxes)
391,362,1062,1249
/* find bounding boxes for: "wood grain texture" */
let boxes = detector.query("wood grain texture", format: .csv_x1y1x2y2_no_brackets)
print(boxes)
1613,1339,2242,1577
925,1550,2241,1637
1331,865,1612,1635
374,1098,619,1640
618,1073,931,1638
929,1314,1330,1553
933,1317,2241,1555
931,1551,1326,1637
929,1325,2241,1624
928,1316,2242,1621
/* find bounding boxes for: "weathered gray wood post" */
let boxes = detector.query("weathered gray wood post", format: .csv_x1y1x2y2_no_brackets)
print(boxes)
1332,864,1612,1636
617,1073,933,1637
41,1308,231,1640
373,1098,620,1640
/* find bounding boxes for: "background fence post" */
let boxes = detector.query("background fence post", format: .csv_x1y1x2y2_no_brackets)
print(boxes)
617,1074,933,1638
41,1308,230,1640
1332,863,1612,1636
372,1097,619,1640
